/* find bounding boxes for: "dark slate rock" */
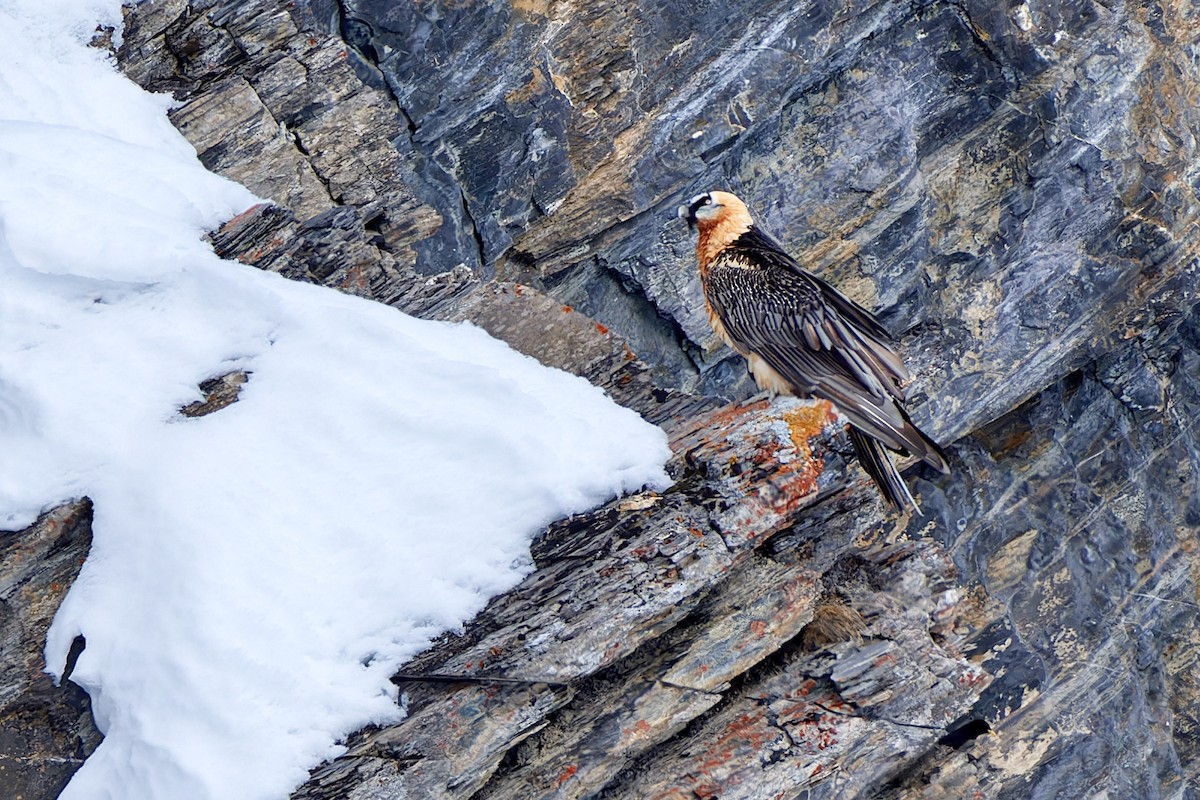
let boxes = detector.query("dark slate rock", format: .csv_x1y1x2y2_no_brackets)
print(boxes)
0,1,1183,799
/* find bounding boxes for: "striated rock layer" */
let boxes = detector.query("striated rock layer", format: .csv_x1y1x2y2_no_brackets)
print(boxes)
0,501,101,798
2,0,1197,798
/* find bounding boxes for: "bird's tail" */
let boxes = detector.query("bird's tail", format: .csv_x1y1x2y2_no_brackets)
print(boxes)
848,427,920,514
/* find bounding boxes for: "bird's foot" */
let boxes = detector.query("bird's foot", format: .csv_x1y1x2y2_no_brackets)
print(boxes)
743,389,778,407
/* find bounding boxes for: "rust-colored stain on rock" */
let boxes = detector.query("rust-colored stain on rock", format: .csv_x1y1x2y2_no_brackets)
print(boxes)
218,202,271,232
552,764,578,788
625,719,654,739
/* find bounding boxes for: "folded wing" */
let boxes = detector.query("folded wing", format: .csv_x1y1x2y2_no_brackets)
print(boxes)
706,227,948,474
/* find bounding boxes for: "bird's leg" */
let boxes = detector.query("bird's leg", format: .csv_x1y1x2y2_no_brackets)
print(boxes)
744,388,778,406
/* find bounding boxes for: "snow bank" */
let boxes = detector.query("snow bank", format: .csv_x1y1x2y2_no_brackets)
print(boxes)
0,3,670,798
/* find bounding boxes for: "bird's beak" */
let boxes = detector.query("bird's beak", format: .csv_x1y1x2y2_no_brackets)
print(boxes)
677,204,695,228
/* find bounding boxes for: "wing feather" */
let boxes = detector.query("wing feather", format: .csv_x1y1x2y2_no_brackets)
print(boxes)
705,228,947,473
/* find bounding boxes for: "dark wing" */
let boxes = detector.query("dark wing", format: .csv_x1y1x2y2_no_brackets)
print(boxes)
708,228,948,471
730,227,897,344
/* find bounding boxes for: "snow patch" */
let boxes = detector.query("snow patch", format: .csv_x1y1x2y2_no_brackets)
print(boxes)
0,3,670,798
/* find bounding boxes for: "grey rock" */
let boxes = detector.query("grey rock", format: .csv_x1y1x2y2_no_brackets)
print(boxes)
289,396,956,800
0,500,100,797
880,306,1200,799
2,0,1194,798
179,371,250,417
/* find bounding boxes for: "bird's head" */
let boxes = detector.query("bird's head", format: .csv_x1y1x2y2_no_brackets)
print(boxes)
677,190,752,231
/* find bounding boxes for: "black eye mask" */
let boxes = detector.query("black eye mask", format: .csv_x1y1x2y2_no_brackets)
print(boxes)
679,194,713,227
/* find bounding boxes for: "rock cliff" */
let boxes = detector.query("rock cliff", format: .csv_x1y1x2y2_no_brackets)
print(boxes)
4,0,1198,798
0,501,100,797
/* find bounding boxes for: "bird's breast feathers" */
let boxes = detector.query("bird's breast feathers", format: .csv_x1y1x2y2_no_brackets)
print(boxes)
703,294,743,355
696,219,754,274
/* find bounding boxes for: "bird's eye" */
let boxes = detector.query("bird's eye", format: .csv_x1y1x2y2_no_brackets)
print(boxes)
703,195,713,205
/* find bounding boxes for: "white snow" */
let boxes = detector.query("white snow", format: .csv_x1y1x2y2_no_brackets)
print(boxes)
0,3,671,798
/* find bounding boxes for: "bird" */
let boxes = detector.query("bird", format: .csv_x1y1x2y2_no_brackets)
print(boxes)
677,189,949,512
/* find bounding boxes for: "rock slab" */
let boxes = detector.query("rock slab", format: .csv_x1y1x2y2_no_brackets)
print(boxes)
1,1,1196,799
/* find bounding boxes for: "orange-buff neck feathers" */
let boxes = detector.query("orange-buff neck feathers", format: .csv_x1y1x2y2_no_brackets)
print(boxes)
690,190,753,274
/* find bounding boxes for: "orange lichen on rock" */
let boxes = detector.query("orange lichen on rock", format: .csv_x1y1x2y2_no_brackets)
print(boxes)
782,400,839,457
777,400,839,496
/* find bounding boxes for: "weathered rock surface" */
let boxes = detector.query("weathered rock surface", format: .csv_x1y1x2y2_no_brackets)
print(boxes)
0,500,100,799
290,398,985,800
3,0,1197,798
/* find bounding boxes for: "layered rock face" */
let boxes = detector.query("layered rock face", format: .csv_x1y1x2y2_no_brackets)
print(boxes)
0,501,100,797
4,0,1197,798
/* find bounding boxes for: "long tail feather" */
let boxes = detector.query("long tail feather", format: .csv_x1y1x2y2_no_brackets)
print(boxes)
893,402,951,475
849,427,920,513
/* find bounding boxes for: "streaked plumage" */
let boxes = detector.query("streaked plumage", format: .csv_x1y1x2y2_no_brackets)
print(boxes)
677,190,949,511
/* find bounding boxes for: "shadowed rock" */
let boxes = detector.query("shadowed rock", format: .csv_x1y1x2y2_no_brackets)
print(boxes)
2,0,1195,798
